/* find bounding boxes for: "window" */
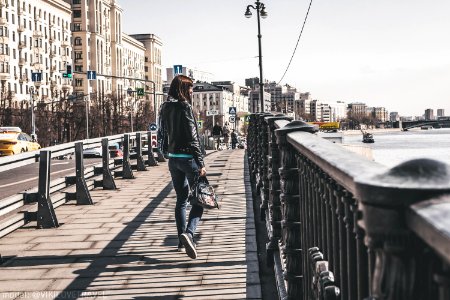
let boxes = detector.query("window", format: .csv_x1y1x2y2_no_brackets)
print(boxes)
75,65,82,72
75,52,82,59
73,23,82,31
74,37,82,45
73,10,81,18
73,0,81,4
75,79,83,87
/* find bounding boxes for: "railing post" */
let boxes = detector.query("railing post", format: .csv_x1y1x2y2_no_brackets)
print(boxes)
74,142,93,205
100,138,116,189
247,113,260,183
356,158,450,300
37,150,59,228
256,113,272,200
135,132,147,171
275,120,317,299
146,131,158,166
265,115,292,265
122,134,134,179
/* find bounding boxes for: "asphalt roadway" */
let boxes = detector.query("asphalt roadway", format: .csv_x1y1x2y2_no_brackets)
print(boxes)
0,157,102,199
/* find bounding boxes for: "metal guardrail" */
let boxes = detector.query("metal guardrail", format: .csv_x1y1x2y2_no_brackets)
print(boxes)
0,131,161,255
247,113,450,300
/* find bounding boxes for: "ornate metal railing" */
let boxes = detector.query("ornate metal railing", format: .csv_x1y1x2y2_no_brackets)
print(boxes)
247,113,450,300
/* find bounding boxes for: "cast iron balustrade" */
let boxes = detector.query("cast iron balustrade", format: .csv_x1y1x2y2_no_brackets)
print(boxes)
247,113,450,300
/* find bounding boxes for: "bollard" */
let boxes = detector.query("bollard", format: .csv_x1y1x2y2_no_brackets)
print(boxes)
122,134,134,179
24,150,59,228
73,142,93,205
94,138,117,189
146,131,158,166
135,133,147,171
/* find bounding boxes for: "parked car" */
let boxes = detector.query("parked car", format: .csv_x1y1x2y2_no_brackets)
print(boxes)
82,146,102,158
108,142,123,158
0,127,41,156
83,142,123,158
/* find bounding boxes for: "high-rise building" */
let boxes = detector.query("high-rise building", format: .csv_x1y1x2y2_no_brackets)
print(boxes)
129,34,163,110
425,108,434,120
437,109,445,117
1,0,73,104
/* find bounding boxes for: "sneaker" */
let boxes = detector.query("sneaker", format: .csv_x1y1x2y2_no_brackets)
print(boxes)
180,233,197,259
177,242,184,252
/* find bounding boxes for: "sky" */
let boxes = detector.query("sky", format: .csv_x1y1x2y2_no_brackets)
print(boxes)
122,0,450,117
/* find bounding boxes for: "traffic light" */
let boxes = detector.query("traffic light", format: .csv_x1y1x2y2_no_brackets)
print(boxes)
65,64,72,78
136,88,145,96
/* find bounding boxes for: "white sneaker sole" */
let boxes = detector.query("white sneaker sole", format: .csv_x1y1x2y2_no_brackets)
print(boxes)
180,233,197,259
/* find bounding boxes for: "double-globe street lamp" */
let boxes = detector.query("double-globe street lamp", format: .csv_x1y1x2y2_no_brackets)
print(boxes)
245,0,268,113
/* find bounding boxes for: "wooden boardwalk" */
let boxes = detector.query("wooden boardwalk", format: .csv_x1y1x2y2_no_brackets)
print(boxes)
0,150,261,299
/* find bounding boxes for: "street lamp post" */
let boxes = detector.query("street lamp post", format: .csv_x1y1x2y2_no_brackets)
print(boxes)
84,96,89,139
29,87,36,139
245,0,268,113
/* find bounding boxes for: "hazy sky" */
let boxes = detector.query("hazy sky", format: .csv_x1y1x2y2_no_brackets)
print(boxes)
122,0,450,116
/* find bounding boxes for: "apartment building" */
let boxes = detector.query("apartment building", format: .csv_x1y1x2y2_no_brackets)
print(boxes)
129,34,163,110
425,108,434,120
191,82,249,124
65,0,122,96
211,81,249,116
294,92,311,120
166,66,213,84
348,102,367,117
372,107,388,122
64,0,162,106
1,0,72,105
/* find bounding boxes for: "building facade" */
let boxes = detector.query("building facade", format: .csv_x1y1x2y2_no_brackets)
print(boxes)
129,33,163,110
1,0,73,106
425,108,434,120
437,109,445,117
166,66,213,84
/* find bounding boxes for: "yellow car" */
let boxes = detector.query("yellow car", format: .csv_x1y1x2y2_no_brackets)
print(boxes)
0,127,41,156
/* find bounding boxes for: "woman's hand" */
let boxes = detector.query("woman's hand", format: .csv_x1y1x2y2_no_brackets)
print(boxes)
199,167,207,177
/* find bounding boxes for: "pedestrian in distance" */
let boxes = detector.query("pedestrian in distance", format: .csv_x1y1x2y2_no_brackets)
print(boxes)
212,121,223,150
157,75,207,259
231,129,238,149
223,122,230,149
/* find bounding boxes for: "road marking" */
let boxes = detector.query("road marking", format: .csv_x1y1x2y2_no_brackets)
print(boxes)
0,161,100,188
53,162,70,165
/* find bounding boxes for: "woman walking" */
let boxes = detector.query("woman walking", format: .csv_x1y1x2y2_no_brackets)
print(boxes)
157,75,206,259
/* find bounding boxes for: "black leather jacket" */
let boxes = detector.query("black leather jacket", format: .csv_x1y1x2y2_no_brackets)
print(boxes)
157,98,205,168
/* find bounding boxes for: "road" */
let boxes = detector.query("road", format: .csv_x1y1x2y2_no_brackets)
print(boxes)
0,158,102,199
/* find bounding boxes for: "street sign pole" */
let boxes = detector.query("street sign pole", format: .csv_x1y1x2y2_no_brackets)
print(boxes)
84,96,89,139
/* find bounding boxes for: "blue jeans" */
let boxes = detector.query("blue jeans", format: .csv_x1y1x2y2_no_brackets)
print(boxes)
168,157,204,239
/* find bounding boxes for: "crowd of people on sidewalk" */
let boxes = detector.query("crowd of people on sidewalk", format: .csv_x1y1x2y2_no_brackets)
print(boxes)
212,122,242,150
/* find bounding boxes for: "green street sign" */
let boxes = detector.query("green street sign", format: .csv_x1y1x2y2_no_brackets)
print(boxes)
197,120,203,129
136,88,145,96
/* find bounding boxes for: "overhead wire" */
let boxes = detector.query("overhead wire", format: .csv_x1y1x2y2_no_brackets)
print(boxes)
277,0,314,85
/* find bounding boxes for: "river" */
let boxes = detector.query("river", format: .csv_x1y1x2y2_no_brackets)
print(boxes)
342,128,450,167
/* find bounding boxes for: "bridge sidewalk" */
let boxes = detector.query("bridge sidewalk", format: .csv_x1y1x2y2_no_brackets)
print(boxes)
0,149,260,299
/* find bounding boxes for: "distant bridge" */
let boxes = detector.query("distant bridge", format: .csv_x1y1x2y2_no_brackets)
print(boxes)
401,119,450,131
